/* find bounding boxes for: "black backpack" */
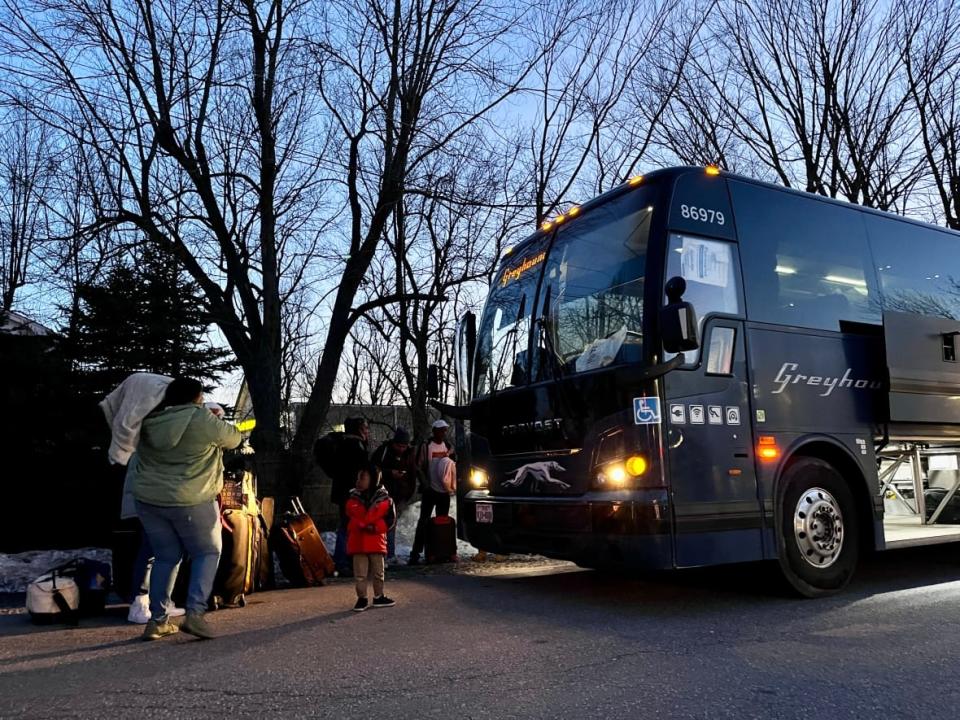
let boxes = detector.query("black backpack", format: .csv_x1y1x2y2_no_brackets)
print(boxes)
313,431,345,477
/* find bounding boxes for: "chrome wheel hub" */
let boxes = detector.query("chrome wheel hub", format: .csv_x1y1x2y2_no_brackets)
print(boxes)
794,487,844,568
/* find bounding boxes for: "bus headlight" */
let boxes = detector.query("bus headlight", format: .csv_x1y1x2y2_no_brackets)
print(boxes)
595,455,648,489
469,467,489,489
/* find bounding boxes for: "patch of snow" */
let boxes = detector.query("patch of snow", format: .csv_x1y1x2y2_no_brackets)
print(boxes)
0,548,112,593
394,500,476,559
321,531,336,555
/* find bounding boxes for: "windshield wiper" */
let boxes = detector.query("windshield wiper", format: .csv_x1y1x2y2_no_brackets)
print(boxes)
489,294,526,396
537,285,565,381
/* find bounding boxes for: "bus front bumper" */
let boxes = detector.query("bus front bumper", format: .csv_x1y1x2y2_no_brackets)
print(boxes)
459,489,673,570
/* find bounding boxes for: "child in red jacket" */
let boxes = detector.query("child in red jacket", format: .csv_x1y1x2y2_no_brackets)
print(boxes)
346,467,396,612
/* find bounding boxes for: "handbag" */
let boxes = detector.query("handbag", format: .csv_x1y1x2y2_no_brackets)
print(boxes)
26,567,80,625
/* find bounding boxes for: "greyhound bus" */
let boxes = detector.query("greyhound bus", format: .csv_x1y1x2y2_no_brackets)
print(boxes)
436,165,960,596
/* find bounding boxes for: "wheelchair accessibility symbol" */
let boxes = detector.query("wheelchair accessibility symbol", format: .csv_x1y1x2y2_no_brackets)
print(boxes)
633,397,662,425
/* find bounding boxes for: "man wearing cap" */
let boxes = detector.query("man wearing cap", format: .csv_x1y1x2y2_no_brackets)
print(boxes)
371,427,416,563
409,419,456,565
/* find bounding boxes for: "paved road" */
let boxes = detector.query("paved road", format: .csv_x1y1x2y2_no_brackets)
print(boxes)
2,546,960,719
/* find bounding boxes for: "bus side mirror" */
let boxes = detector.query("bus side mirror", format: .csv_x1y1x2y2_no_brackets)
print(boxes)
660,276,700,353
463,312,477,391
427,364,441,399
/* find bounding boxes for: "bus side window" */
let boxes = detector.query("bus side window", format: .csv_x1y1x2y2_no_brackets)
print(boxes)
705,327,736,375
665,234,741,366
867,215,960,321
730,180,881,331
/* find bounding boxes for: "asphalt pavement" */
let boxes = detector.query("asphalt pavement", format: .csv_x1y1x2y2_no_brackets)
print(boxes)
2,546,960,719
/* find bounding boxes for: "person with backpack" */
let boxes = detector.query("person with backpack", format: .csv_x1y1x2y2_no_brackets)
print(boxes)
345,466,396,612
370,427,416,563
131,377,242,641
408,419,456,565
315,417,370,577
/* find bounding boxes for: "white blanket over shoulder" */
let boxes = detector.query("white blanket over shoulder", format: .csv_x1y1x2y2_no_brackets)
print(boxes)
99,373,173,466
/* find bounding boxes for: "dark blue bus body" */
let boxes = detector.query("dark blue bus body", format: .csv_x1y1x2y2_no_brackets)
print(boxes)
456,166,960,593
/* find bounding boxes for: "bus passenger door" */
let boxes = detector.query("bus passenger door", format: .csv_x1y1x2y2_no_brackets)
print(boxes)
662,235,763,567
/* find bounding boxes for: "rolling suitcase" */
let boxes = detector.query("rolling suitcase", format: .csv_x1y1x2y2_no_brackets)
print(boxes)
212,468,270,608
426,515,457,564
272,497,335,586
212,509,256,608
252,516,273,592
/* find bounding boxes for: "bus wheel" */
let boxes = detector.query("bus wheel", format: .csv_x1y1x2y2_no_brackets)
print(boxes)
777,457,859,597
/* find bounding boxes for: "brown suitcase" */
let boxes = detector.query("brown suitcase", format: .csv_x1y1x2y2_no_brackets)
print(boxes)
273,497,335,586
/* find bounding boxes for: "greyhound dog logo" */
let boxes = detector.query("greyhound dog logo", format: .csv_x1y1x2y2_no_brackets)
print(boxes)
502,461,569,492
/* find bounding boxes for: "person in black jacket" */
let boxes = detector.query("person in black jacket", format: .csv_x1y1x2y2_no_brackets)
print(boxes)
328,417,370,576
370,427,415,563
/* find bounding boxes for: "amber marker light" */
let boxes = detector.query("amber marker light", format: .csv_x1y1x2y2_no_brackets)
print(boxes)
705,164,721,176
554,214,566,225
541,221,553,232
567,205,581,217
757,436,781,461
628,174,644,186
625,455,648,476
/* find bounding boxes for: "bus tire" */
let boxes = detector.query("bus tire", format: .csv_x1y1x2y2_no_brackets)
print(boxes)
777,457,859,597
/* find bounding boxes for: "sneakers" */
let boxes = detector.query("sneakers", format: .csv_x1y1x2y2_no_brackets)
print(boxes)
372,595,396,608
353,597,369,612
180,612,216,640
142,620,179,641
128,596,187,625
127,595,150,624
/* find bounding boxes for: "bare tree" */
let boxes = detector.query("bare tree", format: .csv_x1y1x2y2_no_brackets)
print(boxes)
0,108,53,311
678,0,923,210
289,0,554,463
523,0,688,223
1,0,340,498
356,139,524,435
903,0,960,229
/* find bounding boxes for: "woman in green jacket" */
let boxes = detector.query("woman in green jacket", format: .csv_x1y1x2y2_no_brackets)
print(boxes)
132,377,242,641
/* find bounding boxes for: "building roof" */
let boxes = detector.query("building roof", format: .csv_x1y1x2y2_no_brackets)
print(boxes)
0,310,55,338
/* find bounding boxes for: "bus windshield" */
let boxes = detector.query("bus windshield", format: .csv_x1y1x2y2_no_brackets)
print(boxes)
473,237,549,398
535,188,654,379
474,187,655,398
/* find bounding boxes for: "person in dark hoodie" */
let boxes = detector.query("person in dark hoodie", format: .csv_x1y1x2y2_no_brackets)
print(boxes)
345,466,396,612
131,377,242,641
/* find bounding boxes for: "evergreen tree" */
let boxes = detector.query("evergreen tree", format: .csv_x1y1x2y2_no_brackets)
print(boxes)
67,247,235,398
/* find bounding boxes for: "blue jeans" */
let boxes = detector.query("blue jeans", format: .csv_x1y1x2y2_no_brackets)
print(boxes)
136,500,222,619
131,523,153,598
333,506,350,572
333,521,353,571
